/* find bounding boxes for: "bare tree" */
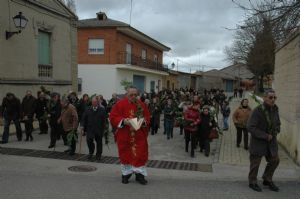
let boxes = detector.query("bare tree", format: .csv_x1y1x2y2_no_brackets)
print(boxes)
64,0,77,14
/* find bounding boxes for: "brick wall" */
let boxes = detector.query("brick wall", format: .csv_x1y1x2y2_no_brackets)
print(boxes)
78,28,164,65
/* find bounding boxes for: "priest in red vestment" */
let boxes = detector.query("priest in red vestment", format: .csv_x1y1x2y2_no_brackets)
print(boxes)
109,86,150,185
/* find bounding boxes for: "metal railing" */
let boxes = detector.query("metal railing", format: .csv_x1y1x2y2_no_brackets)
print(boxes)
117,51,168,72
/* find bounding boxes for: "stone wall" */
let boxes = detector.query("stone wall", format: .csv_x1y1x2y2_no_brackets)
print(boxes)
274,29,300,164
0,0,77,100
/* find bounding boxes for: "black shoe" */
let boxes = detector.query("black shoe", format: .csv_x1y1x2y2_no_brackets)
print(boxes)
25,137,29,141
88,154,93,160
122,174,132,184
205,153,209,157
29,135,33,141
39,132,43,135
263,181,279,192
64,149,71,153
18,138,22,142
244,146,248,150
249,183,262,192
200,149,203,153
0,141,8,144
48,145,55,149
68,151,75,156
236,144,240,148
96,154,101,161
135,173,147,185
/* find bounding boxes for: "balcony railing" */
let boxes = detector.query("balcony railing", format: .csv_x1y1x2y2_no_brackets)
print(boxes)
117,51,168,72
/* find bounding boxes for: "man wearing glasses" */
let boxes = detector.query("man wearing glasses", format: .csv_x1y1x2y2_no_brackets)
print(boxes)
109,86,150,185
247,89,281,192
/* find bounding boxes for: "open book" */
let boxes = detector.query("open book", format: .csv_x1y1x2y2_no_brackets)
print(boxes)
128,117,144,131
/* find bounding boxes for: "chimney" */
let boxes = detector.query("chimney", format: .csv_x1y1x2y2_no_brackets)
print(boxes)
96,12,107,21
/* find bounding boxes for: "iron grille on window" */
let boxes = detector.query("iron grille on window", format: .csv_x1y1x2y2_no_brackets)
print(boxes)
38,65,53,78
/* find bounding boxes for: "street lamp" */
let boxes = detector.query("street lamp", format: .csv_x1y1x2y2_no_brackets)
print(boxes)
6,12,28,40
171,62,175,69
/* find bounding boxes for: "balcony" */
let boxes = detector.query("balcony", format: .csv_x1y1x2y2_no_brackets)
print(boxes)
117,51,168,72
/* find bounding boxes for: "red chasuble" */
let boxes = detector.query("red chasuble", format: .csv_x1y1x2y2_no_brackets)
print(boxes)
109,97,150,167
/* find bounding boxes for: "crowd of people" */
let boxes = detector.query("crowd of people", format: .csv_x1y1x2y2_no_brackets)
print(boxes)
0,87,282,191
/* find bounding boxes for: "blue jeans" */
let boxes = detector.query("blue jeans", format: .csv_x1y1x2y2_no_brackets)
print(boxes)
2,118,22,143
165,120,174,139
223,116,229,129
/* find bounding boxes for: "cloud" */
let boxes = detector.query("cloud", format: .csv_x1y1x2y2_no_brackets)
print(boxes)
74,0,246,70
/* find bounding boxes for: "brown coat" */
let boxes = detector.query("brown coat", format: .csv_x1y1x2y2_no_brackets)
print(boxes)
60,104,78,132
232,106,252,128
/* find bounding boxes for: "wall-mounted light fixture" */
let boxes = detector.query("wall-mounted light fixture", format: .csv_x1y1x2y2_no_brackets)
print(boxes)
6,12,28,40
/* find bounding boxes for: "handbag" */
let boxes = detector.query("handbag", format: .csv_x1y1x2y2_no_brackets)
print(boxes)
209,128,219,139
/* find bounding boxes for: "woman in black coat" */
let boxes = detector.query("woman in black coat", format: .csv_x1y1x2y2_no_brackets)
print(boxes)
198,106,216,157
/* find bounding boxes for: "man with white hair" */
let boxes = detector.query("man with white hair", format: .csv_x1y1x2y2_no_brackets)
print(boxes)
81,97,107,160
59,96,78,156
109,86,150,185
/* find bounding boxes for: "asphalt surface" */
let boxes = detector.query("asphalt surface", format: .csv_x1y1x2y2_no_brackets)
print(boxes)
0,155,299,199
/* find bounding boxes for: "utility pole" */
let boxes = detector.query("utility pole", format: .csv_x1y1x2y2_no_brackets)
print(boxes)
129,0,133,25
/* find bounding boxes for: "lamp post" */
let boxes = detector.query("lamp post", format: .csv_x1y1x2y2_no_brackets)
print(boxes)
6,12,28,40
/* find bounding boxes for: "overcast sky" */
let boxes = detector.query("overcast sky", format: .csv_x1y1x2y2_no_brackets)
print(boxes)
74,0,248,72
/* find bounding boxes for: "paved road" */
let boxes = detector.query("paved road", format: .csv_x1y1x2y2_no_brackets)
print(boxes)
0,95,300,199
0,155,299,199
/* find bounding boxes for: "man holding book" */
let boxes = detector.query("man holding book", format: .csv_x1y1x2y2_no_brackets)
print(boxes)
109,86,150,185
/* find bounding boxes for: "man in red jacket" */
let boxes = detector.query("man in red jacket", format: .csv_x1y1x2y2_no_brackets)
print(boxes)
109,86,150,185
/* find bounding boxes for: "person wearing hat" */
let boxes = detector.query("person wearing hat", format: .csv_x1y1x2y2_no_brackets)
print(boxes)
59,95,78,156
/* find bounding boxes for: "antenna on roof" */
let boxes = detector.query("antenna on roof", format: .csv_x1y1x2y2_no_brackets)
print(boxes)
129,0,133,25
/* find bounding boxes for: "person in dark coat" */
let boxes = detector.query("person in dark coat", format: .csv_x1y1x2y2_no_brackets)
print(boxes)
0,93,22,143
164,99,175,139
81,97,107,160
149,96,161,135
21,90,36,141
198,105,216,157
77,94,90,124
48,93,66,148
35,92,49,134
247,89,281,192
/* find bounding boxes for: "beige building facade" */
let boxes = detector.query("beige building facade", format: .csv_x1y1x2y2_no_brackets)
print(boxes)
274,29,300,164
0,0,77,100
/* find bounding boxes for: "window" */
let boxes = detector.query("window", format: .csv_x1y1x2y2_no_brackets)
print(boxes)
38,31,52,77
88,39,104,54
154,54,158,64
38,65,52,78
38,31,51,65
141,49,147,60
78,78,82,93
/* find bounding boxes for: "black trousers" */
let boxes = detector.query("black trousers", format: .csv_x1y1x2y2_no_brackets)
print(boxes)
87,134,103,156
200,138,210,156
24,118,34,139
38,119,48,134
185,131,197,156
248,154,280,184
236,127,248,148
50,123,66,146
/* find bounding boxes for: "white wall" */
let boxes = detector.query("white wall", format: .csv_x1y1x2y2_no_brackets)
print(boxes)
116,69,163,94
79,64,166,99
78,64,117,99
